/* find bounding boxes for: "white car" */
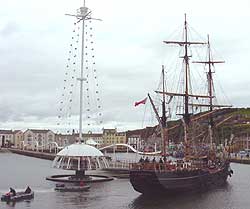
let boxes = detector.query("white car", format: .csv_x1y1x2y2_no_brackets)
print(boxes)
238,150,247,158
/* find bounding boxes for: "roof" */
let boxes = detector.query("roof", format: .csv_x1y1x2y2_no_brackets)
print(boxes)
55,133,73,137
126,126,158,138
25,129,53,134
13,130,22,134
116,132,126,136
0,130,13,134
72,133,102,137
84,133,102,137
103,128,116,134
56,143,103,157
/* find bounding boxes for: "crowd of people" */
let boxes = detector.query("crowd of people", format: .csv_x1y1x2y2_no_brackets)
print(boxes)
138,156,168,164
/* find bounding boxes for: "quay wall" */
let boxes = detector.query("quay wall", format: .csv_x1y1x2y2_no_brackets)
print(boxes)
7,148,250,165
230,157,250,165
8,148,56,161
0,148,10,153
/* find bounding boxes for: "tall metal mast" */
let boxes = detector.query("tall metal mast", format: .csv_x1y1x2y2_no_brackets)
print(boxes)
79,0,86,141
66,1,101,142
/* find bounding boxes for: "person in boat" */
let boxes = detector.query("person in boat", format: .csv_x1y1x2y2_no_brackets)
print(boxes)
9,187,16,196
24,186,31,194
152,157,156,163
80,181,84,187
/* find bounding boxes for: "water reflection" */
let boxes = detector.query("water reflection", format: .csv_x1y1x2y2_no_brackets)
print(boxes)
4,199,33,208
1,153,250,209
52,182,114,208
55,191,89,206
129,183,232,209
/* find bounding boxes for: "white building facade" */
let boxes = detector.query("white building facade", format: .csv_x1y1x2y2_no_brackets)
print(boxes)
0,130,14,147
23,129,55,150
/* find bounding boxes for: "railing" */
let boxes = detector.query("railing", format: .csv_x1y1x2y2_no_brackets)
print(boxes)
107,160,136,169
99,143,161,155
20,141,64,153
130,161,207,172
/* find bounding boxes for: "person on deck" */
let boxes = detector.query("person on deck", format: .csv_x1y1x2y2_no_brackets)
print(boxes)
139,157,144,163
159,158,164,170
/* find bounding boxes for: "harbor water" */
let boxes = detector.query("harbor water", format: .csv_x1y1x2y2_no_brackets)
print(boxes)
0,152,250,209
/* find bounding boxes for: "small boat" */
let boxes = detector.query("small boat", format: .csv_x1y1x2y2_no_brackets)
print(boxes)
55,184,90,192
1,191,34,202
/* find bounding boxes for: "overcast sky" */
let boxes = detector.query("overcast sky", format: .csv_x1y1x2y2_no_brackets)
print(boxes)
0,0,250,133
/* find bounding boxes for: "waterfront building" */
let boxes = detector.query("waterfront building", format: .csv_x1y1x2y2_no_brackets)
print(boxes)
70,131,103,147
127,133,143,150
83,131,103,147
55,133,73,147
231,134,250,152
102,128,126,145
0,130,14,147
23,129,55,150
117,132,127,144
102,128,116,146
13,130,23,148
126,126,160,151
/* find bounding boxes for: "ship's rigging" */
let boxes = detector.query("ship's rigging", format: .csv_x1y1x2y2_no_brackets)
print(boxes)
147,14,232,156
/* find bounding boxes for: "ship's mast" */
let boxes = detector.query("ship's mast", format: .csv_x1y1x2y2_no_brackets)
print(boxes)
163,15,206,122
193,35,225,147
161,65,167,155
66,1,101,142
149,66,168,155
162,14,206,145
183,14,190,124
207,36,213,113
207,35,215,146
161,65,167,128
206,35,215,146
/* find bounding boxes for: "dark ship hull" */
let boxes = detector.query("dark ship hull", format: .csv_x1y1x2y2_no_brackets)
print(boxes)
130,161,232,195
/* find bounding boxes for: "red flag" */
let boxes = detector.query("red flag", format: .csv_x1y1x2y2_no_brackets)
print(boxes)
134,97,147,107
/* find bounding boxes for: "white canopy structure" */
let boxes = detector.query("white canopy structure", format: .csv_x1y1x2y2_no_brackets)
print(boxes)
86,138,99,146
52,143,109,171
57,143,102,156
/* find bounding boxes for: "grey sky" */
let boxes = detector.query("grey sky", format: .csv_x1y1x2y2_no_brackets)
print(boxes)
0,0,250,133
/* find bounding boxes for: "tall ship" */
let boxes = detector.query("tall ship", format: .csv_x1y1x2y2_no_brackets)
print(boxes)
129,15,234,195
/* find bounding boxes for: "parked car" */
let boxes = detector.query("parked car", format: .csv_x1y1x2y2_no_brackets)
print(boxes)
238,150,247,158
244,149,250,157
